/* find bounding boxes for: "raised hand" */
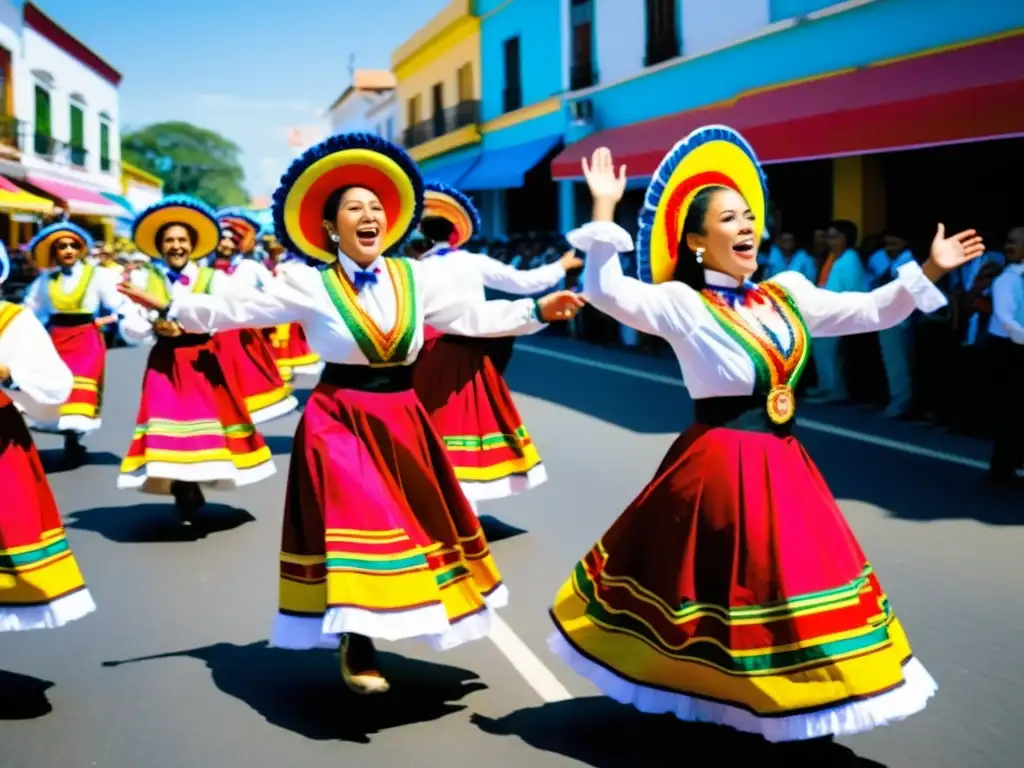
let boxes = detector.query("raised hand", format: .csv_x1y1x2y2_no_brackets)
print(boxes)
582,147,626,204
927,224,985,273
559,249,584,271
117,281,168,311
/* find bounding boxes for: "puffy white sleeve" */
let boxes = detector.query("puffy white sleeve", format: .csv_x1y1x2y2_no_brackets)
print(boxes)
117,268,160,346
991,273,1024,343
414,258,547,338
21,275,49,322
573,221,704,340
470,251,566,295
0,309,73,420
168,264,316,333
771,262,947,338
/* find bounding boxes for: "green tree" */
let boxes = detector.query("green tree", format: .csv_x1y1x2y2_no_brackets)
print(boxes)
121,121,249,208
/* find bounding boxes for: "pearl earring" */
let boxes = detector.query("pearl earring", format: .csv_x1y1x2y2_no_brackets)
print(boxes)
694,248,704,264
329,233,340,243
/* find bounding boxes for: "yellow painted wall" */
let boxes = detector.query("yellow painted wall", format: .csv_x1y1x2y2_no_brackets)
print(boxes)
832,155,885,241
392,0,481,161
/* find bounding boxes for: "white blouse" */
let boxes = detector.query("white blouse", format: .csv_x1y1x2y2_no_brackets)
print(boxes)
120,260,241,344
0,304,74,421
572,221,947,400
23,261,128,321
167,250,547,366
421,243,566,298
987,264,1024,343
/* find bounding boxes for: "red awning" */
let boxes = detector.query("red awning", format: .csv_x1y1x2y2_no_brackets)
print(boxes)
25,174,128,217
552,33,1024,179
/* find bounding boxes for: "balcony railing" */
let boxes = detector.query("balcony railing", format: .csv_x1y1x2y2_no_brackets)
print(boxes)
403,99,480,148
0,116,22,157
502,85,522,114
70,145,87,167
570,62,597,90
644,39,679,67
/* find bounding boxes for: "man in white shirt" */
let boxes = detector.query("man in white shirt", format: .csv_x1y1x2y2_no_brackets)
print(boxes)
985,226,1024,484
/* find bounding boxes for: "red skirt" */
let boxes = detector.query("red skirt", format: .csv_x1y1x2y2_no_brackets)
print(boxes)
117,334,276,494
412,334,544,501
264,323,321,382
549,408,936,741
28,318,105,435
213,328,298,424
271,365,506,652
0,394,95,631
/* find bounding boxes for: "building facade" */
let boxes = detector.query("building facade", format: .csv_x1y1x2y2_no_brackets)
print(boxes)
459,0,566,237
14,2,126,239
391,0,482,183
325,69,396,137
552,0,1024,243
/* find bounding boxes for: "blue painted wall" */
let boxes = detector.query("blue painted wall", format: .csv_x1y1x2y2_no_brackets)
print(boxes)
769,0,840,21
572,0,1024,134
478,0,564,124
479,108,564,151
418,143,480,173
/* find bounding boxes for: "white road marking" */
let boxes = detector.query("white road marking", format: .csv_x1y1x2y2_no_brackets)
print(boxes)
488,613,574,702
516,343,989,472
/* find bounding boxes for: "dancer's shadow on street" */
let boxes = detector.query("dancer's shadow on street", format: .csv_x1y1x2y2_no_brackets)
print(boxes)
0,670,54,720
38,449,122,474
472,699,887,767
479,515,527,543
66,503,255,543
102,641,485,743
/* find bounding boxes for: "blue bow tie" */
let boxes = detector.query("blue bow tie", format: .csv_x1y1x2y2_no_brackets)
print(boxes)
165,269,187,285
60,265,74,276
433,247,454,257
352,268,379,290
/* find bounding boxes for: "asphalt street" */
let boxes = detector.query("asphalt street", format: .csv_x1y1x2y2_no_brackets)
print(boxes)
2,334,1021,768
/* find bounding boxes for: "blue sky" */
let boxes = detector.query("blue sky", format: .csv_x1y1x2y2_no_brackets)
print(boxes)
32,0,448,199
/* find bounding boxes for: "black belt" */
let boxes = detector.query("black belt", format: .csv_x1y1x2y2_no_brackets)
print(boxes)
48,314,95,328
156,333,212,348
440,335,516,375
693,394,795,436
319,363,413,392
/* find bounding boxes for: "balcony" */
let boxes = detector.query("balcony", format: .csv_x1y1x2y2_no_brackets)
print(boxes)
70,146,87,168
644,39,680,67
570,62,597,91
502,85,522,114
403,99,479,148
0,116,23,159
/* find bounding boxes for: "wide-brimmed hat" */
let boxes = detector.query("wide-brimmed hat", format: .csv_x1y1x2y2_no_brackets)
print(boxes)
217,207,261,253
422,182,480,249
132,194,220,260
272,132,423,264
26,221,94,269
636,125,767,284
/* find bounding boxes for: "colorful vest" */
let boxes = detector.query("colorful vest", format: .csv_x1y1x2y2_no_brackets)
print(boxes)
47,264,96,314
319,258,417,366
699,280,810,423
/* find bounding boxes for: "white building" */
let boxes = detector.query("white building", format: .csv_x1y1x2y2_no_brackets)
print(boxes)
325,69,396,138
12,2,124,220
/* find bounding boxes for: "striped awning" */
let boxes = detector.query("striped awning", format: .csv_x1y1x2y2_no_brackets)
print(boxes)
0,176,54,214
102,192,135,219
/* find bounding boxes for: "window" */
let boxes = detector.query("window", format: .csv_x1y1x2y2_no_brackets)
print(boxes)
33,84,51,156
407,95,421,126
99,120,111,172
502,36,522,113
431,82,445,137
644,0,680,66
69,101,86,167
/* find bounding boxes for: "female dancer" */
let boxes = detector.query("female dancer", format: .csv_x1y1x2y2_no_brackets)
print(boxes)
117,195,276,525
548,128,984,742
21,222,127,461
0,242,95,631
208,210,298,424
118,133,583,694
412,182,581,506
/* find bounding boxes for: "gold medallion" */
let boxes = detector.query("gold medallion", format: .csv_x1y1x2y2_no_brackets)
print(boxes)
767,384,795,425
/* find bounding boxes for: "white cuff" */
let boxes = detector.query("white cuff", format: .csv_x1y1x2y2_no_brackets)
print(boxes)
567,222,634,253
896,261,947,314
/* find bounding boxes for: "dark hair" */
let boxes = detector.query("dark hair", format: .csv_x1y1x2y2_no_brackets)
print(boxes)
829,219,858,250
155,221,197,250
672,185,731,290
420,216,455,246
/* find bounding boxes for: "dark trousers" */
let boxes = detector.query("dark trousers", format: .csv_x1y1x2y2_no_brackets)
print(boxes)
987,337,1024,480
